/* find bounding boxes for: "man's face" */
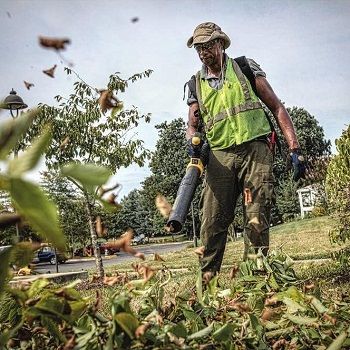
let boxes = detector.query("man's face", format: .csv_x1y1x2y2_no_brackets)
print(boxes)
194,40,221,66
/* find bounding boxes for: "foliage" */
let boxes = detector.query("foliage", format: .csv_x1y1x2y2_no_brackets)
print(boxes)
18,68,153,277
2,251,350,349
275,177,300,222
326,125,350,265
40,171,90,254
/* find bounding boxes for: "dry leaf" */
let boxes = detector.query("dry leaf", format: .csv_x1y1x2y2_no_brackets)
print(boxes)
202,271,214,285
132,263,155,282
154,253,165,262
39,36,71,50
261,307,276,321
227,300,251,313
59,136,70,151
98,89,121,114
265,296,278,306
272,339,288,350
323,313,336,325
17,267,31,276
194,246,205,259
135,323,150,338
155,194,172,219
103,275,122,286
95,216,103,237
229,264,239,279
63,336,76,350
43,64,57,78
106,193,117,204
24,81,34,90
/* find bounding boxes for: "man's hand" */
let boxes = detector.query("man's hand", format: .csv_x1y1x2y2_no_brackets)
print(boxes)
287,149,306,181
187,132,203,158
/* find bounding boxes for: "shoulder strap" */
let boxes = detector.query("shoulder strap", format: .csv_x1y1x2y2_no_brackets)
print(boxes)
233,56,258,96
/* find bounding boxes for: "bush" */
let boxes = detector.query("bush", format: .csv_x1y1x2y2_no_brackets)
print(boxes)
326,125,350,264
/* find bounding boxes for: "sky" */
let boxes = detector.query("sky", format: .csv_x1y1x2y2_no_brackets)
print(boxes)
1,0,349,198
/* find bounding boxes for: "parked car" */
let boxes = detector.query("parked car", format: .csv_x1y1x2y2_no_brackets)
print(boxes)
33,246,67,265
132,234,146,245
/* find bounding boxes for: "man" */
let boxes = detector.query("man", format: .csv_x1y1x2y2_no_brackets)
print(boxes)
185,22,305,276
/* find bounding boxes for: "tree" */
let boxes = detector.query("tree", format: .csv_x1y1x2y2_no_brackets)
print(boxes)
40,171,90,256
21,69,152,277
326,125,350,265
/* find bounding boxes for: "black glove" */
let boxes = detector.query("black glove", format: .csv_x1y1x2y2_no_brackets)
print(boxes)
288,149,306,181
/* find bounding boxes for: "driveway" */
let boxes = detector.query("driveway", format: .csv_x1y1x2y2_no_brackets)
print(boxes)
33,241,190,274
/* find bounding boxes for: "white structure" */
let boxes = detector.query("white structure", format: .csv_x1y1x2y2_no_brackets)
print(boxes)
296,185,319,218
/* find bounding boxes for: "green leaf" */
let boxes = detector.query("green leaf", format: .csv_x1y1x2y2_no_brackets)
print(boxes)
61,162,112,191
8,127,52,177
285,314,318,325
326,326,350,350
187,322,214,340
28,279,50,298
170,321,187,339
196,268,203,305
115,312,139,339
212,323,234,342
0,109,37,160
0,246,12,295
10,178,65,250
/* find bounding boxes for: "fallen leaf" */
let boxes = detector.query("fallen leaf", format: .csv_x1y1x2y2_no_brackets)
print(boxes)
272,339,288,350
229,264,239,279
103,275,122,286
194,246,205,259
63,336,76,350
323,313,336,325
261,307,276,321
265,296,278,306
155,194,172,219
39,36,71,50
43,64,57,78
17,267,31,276
24,81,34,90
154,253,165,261
227,300,251,313
135,323,150,338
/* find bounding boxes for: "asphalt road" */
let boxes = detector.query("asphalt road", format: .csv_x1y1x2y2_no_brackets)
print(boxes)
33,241,190,274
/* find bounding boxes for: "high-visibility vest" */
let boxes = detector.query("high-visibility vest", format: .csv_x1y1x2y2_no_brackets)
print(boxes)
196,58,271,150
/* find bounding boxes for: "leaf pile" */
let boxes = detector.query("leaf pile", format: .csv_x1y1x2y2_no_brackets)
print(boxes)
1,250,350,349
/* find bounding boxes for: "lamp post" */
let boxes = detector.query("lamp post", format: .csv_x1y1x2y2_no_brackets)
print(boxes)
2,89,28,239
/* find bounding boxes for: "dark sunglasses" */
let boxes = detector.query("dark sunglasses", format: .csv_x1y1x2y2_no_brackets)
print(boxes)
194,40,218,53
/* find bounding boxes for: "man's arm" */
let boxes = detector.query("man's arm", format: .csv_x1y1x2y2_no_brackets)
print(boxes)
186,102,200,140
255,76,300,150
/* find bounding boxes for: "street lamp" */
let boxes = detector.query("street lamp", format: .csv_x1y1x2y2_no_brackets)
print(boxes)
1,89,28,240
3,89,28,119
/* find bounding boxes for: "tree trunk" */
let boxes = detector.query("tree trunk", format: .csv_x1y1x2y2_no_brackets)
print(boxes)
84,192,104,278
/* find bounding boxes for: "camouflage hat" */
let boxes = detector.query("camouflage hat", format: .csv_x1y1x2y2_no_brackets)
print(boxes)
187,22,231,49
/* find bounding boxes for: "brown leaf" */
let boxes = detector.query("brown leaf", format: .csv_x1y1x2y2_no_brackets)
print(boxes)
154,253,165,262
135,323,150,338
103,275,122,286
59,136,70,151
323,313,337,325
39,36,71,50
24,81,34,90
229,264,239,279
194,246,205,259
63,336,76,350
272,339,288,350
202,271,214,285
98,89,121,114
43,64,57,78
17,267,31,276
227,300,251,313
260,307,276,321
155,194,172,219
95,216,103,237
106,193,117,204
264,296,278,306
132,263,155,282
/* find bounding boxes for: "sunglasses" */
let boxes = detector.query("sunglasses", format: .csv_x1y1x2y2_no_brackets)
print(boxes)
194,40,218,53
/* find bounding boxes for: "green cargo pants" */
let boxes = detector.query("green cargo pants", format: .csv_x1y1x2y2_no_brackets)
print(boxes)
199,139,275,273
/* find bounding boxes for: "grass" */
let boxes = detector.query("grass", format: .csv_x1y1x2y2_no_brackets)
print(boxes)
77,215,350,316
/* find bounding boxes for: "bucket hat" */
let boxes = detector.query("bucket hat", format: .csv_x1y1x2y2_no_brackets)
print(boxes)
187,22,230,49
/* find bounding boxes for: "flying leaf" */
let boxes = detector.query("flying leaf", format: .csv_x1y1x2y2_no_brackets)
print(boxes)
59,136,70,151
39,36,71,50
98,90,122,114
155,194,172,219
24,81,34,90
43,64,57,78
131,17,139,23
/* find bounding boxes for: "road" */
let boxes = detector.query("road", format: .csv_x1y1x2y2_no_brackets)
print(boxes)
33,241,190,274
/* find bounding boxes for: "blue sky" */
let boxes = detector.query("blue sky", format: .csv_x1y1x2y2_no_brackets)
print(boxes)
1,0,349,197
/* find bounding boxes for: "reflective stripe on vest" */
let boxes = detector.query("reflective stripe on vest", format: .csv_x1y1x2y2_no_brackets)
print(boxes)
196,58,271,150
